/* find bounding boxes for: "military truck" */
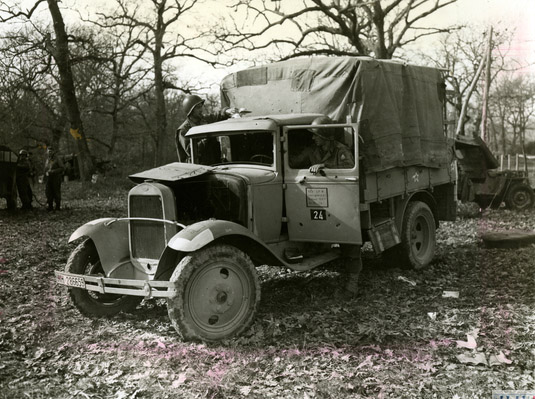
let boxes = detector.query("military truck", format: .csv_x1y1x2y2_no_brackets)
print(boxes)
55,57,457,342
456,135,534,210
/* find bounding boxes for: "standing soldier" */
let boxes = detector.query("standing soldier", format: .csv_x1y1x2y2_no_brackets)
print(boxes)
16,149,34,210
44,146,64,211
175,95,235,163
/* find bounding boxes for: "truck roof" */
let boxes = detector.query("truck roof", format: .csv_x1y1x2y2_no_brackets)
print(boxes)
186,113,324,137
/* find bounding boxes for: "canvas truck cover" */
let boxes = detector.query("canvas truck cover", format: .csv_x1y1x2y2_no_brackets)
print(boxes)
220,57,450,173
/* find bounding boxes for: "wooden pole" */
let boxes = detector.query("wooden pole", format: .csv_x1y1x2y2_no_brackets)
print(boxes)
456,57,486,137
480,27,493,142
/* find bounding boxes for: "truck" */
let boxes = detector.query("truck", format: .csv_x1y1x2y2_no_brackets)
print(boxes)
55,57,457,342
456,135,534,210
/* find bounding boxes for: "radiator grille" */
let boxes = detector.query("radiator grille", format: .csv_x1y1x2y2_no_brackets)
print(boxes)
129,195,165,259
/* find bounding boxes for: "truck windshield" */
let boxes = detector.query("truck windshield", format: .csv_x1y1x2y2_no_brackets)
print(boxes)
191,131,274,166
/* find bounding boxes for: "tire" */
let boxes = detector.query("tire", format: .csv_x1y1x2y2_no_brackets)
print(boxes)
505,183,534,210
66,238,142,317
167,244,260,342
384,201,436,269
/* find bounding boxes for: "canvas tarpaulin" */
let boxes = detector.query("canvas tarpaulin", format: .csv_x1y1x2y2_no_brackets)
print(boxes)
220,57,450,173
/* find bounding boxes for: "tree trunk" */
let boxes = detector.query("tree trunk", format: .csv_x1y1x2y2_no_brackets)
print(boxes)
499,113,507,155
46,0,94,180
371,3,388,58
154,60,167,166
153,26,167,167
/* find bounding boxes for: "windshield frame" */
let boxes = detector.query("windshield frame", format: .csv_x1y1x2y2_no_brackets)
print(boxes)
190,129,278,169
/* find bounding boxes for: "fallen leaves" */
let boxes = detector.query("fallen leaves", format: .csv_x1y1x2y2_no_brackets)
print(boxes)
1,185,535,398
456,332,478,349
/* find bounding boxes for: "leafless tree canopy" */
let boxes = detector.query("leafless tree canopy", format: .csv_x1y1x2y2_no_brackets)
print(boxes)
0,0,534,177
219,0,458,60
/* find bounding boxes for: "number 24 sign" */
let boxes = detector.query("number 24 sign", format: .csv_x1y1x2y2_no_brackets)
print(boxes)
310,209,327,221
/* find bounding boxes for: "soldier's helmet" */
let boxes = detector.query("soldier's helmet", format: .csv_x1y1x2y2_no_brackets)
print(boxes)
183,94,205,117
310,116,339,141
19,149,28,157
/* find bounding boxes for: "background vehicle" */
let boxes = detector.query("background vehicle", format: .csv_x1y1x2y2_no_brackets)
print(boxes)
0,145,18,210
456,135,534,210
56,57,457,342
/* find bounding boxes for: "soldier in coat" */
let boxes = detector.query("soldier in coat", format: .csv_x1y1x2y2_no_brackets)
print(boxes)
175,95,234,163
44,146,64,211
16,149,35,210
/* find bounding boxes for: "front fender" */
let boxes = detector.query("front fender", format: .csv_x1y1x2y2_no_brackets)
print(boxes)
69,218,132,276
155,220,271,281
166,219,286,269
168,220,256,252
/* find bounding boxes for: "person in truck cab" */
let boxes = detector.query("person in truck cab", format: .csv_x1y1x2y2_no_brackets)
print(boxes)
291,116,354,174
175,95,235,163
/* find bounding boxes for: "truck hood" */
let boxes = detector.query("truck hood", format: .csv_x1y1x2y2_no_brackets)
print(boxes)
129,162,213,183
129,162,277,185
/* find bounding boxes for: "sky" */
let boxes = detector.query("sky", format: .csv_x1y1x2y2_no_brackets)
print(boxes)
428,0,535,68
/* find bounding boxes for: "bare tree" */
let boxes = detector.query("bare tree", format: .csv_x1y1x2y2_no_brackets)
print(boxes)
418,26,514,138
96,0,220,165
73,21,151,158
0,0,95,179
0,18,68,151
45,0,95,180
218,0,458,60
498,75,535,156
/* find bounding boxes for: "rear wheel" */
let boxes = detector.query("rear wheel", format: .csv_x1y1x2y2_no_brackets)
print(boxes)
383,201,436,269
167,244,260,342
505,183,534,210
66,238,142,316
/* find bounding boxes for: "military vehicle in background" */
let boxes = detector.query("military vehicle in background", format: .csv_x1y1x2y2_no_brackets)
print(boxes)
456,135,534,210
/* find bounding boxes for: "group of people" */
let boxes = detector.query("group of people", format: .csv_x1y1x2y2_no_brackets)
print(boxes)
15,146,64,212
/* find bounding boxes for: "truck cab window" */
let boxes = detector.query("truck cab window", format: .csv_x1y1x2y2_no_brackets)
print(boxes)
192,131,274,166
288,126,355,170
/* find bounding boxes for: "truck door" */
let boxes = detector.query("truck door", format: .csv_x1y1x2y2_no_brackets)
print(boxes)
283,123,362,244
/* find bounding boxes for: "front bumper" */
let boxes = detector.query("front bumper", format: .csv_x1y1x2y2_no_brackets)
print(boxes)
54,270,176,298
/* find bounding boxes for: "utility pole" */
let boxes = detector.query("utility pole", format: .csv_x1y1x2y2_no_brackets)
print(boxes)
480,26,493,142
456,57,486,137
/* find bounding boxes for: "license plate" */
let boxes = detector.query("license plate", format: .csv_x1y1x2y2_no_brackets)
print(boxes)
58,274,86,289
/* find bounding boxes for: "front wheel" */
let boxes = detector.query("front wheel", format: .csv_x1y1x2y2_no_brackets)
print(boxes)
65,238,142,316
505,183,534,210
167,244,260,342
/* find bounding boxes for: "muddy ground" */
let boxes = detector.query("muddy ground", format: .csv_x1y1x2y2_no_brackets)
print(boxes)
1,179,534,398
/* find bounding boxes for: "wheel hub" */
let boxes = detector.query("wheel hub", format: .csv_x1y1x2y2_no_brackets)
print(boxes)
514,192,527,204
186,264,251,333
207,283,235,314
